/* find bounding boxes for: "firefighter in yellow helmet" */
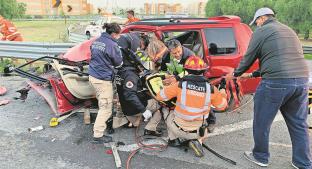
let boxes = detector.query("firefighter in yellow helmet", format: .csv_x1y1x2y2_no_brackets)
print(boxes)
155,56,227,157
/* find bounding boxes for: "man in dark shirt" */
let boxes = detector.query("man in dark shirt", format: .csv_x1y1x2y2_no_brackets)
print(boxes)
228,8,311,169
160,39,195,73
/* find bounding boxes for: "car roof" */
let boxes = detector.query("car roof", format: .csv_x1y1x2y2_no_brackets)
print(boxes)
129,15,242,26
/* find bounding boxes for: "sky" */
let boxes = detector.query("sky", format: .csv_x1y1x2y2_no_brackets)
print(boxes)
88,0,207,9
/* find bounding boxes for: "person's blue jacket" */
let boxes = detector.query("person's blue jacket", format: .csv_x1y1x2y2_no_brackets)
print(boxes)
88,32,123,81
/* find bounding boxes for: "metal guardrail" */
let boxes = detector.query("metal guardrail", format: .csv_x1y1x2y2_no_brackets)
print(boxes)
0,41,75,59
303,46,312,54
0,40,311,60
68,32,89,43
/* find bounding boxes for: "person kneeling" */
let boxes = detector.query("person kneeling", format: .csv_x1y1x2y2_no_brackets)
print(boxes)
156,56,227,157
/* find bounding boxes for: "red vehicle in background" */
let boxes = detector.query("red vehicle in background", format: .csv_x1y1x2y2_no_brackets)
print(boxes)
12,16,260,116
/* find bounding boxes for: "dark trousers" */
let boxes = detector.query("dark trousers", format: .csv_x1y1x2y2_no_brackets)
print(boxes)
253,78,312,168
207,110,216,124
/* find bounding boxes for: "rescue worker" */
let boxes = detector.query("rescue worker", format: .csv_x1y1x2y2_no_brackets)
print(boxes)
0,15,23,41
228,8,312,168
125,10,140,25
116,32,162,136
89,23,123,144
149,39,218,133
155,56,227,157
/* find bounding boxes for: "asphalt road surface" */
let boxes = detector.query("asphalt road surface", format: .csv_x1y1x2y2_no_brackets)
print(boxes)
0,75,311,169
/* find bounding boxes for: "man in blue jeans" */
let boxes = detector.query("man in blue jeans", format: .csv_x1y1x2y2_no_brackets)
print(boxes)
228,8,312,169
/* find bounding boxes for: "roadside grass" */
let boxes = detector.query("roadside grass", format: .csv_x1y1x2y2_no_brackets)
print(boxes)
305,54,312,60
0,58,12,73
0,21,80,74
14,20,79,42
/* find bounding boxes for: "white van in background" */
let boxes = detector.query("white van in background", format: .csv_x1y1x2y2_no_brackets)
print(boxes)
85,16,126,38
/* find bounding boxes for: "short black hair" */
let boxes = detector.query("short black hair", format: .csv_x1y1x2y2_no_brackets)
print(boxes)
103,22,121,35
127,10,135,16
167,39,181,50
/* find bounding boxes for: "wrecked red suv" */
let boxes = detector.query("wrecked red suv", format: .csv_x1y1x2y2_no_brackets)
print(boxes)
12,16,260,116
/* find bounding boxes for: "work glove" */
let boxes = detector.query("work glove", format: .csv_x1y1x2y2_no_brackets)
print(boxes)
143,109,153,122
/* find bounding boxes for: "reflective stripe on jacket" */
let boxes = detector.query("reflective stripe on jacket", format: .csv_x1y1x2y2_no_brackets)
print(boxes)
156,75,227,121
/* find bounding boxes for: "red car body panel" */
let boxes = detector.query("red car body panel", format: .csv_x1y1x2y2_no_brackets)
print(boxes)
49,79,78,114
62,38,95,62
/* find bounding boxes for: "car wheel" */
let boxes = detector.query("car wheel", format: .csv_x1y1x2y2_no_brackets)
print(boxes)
86,32,91,39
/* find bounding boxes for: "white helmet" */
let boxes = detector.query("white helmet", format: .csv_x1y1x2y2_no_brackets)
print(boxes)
249,7,275,26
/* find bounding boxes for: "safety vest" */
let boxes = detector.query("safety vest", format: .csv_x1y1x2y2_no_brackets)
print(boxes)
125,17,140,25
173,80,211,121
136,50,150,62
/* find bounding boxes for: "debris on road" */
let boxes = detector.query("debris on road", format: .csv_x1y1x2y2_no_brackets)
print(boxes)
49,118,59,127
0,99,10,106
33,116,40,120
105,149,113,155
83,108,91,124
0,86,7,96
14,87,30,100
110,142,122,168
117,141,125,147
49,109,82,127
28,125,44,133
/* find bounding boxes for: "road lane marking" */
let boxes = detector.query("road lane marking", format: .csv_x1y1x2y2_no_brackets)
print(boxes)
209,113,284,137
116,114,284,152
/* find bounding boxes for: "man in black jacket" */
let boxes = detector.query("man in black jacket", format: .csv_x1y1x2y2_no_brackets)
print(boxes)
116,33,162,136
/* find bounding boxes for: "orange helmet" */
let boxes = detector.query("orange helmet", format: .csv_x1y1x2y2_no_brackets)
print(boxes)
184,56,208,71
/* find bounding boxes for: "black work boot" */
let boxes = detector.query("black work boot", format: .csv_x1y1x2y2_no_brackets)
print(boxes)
106,117,115,134
168,138,182,147
189,140,204,157
92,135,113,144
144,129,162,137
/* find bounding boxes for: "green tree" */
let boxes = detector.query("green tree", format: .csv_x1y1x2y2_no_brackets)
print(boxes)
206,0,276,23
0,0,26,19
205,0,222,17
205,0,312,39
275,0,312,39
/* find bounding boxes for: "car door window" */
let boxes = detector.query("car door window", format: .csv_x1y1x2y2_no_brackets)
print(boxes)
162,31,204,57
204,28,236,56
